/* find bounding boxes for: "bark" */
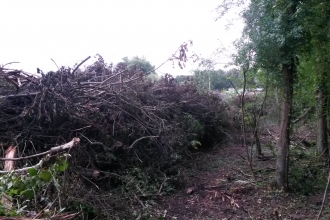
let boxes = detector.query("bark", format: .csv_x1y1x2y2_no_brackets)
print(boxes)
254,127,262,156
252,113,262,156
316,73,329,156
4,146,16,171
276,63,295,191
1,146,16,210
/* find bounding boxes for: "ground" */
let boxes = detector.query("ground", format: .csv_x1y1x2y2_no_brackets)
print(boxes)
147,125,329,220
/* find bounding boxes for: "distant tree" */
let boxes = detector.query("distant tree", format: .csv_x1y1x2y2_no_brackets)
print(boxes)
213,70,232,90
174,75,192,84
115,56,156,75
193,69,231,92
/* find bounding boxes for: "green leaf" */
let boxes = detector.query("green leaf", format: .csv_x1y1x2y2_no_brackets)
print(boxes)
20,189,34,199
39,170,52,182
56,160,68,172
28,168,38,176
8,189,18,195
7,181,13,189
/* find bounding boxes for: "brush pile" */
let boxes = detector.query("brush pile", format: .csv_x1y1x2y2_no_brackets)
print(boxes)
0,53,229,218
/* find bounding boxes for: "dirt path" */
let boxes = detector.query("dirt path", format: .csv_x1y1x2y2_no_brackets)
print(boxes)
150,126,326,219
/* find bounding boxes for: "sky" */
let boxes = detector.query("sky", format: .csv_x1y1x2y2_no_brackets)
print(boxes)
0,0,245,76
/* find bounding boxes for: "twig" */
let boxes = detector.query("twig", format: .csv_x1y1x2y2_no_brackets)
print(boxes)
2,62,20,68
0,92,39,99
293,106,314,124
128,136,159,149
80,68,128,85
317,170,330,220
134,194,146,208
232,167,252,177
158,171,170,195
76,172,100,190
70,125,91,131
51,58,60,72
79,133,108,149
0,159,44,173
72,56,91,75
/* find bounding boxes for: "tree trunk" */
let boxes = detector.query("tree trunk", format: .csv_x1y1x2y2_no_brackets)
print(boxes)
276,63,295,191
252,112,262,156
316,72,329,156
254,129,262,156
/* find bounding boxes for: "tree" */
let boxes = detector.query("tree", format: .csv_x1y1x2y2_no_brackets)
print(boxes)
116,56,156,75
241,0,305,191
301,0,330,155
193,69,231,92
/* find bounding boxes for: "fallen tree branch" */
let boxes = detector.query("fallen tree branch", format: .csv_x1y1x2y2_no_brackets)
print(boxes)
317,170,330,220
293,106,314,124
0,159,44,174
0,138,80,161
128,136,159,149
0,138,79,173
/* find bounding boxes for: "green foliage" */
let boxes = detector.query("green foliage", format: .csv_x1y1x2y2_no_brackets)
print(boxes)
0,158,69,215
174,75,189,84
242,0,307,71
193,69,231,92
190,140,202,150
122,56,156,75
183,114,203,134
289,146,327,195
292,58,317,119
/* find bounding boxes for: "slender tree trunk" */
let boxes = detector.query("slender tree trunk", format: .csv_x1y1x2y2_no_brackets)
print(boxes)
276,63,295,191
316,74,329,156
316,65,329,156
252,113,262,156
254,128,262,156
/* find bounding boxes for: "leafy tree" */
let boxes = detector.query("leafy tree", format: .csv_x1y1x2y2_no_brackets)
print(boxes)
193,69,231,92
212,73,232,90
300,0,330,155
117,56,156,75
174,75,192,84
241,0,305,191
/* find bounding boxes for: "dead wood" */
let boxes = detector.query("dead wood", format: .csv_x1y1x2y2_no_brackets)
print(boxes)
0,51,229,218
0,138,79,161
1,145,16,210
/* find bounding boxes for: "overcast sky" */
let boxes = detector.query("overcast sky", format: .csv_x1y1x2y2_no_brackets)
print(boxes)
1,0,244,75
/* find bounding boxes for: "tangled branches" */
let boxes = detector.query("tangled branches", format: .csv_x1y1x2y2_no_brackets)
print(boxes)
0,50,229,218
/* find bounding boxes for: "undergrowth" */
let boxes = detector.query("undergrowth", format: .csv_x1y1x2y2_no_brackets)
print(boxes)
289,146,328,195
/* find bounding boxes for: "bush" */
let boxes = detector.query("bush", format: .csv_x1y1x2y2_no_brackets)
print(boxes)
289,147,327,195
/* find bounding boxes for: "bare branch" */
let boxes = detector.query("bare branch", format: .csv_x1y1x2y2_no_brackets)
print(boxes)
72,56,91,75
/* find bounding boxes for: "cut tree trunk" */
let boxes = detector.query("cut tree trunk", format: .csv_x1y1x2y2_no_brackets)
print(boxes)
276,63,295,191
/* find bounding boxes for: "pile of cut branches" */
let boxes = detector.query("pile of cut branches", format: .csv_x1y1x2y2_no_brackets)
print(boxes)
0,52,229,218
